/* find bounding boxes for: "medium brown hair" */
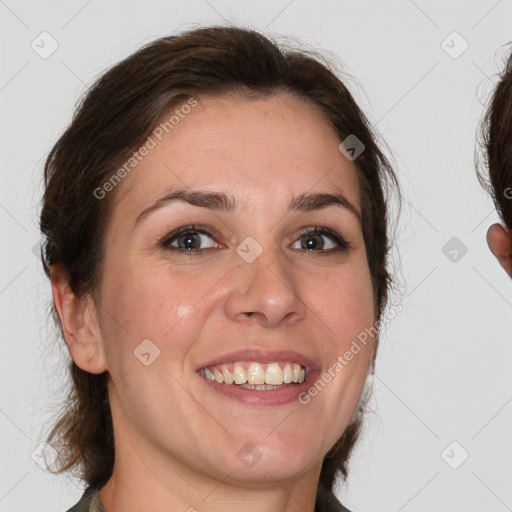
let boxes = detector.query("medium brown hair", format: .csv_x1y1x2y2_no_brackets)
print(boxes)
40,25,399,508
477,50,512,227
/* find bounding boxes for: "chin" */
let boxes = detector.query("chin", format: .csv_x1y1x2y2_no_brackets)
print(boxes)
221,436,321,481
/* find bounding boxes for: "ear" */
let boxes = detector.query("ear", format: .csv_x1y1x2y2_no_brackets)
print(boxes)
50,264,108,374
487,223,512,276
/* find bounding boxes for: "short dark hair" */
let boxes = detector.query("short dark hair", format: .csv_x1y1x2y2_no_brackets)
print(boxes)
39,25,400,508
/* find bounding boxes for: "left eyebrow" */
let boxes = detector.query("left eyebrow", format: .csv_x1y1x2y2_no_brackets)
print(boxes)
290,192,361,223
133,187,361,227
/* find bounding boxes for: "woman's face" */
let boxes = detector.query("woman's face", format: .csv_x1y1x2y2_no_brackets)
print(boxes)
93,93,376,485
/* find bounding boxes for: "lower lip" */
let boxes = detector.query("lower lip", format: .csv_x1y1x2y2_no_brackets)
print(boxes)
198,370,320,406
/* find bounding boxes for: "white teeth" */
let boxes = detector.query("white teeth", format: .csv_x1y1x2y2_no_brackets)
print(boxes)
233,363,246,384
283,363,293,383
265,362,284,385
292,363,301,383
221,364,234,384
247,362,265,385
240,384,287,390
201,361,308,386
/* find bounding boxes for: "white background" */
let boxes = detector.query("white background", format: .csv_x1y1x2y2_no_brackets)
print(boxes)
1,1,512,511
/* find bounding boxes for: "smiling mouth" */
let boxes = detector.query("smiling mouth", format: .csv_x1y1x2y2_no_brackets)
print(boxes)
198,361,308,390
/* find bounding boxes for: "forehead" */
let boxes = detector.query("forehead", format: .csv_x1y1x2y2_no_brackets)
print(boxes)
110,92,361,220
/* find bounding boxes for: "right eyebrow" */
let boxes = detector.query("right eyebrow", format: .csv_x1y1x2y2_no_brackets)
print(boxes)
134,188,238,227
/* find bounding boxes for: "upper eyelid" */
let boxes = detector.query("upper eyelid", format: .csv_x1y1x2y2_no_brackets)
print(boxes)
161,225,348,249
160,225,219,246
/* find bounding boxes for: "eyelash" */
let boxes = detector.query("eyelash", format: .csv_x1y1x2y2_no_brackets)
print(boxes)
159,224,350,256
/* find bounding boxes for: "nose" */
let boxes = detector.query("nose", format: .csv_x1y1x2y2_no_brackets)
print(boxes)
224,250,308,328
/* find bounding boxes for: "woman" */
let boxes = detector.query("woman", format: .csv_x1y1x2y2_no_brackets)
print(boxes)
478,49,512,275
39,26,399,512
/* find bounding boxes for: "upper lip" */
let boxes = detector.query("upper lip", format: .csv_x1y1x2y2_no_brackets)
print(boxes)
196,348,321,374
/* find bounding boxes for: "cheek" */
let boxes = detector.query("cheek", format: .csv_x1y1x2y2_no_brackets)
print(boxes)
306,264,375,348
304,269,375,404
98,259,220,364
